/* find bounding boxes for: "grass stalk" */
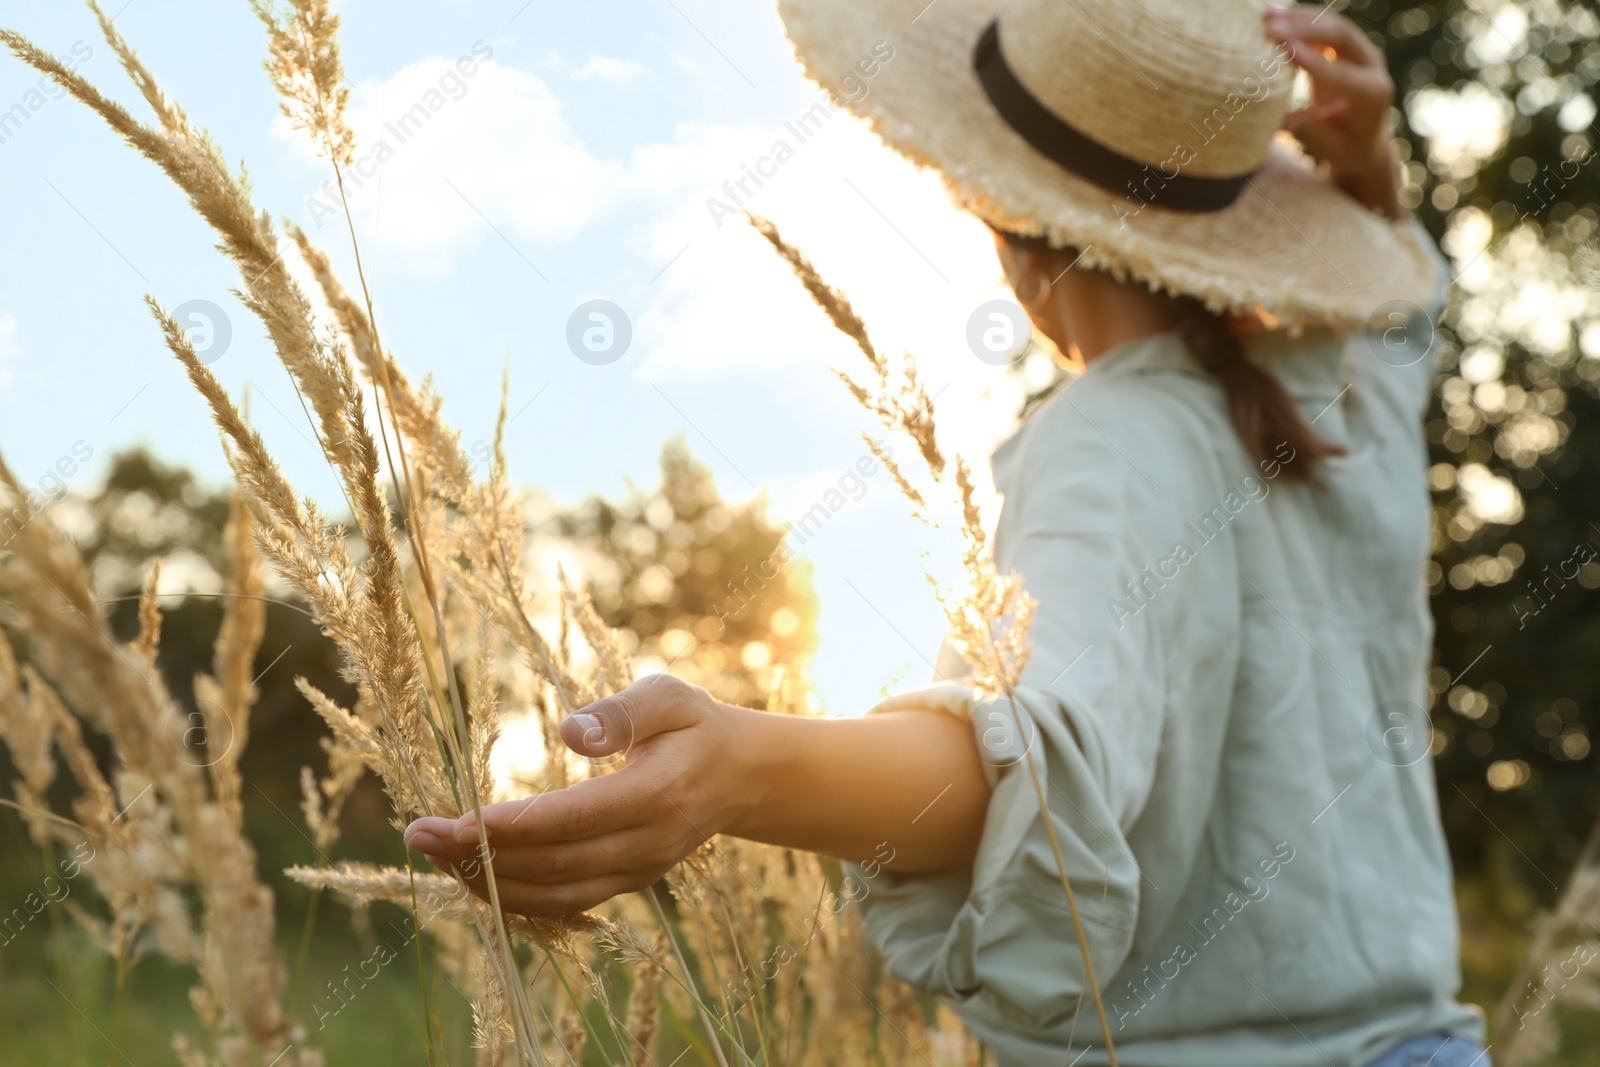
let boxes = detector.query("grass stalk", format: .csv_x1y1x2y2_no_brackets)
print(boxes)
714,895,772,1057
988,636,1118,1066
757,209,1121,1064
648,887,746,1067
683,894,747,1053
406,851,444,1067
291,885,324,1007
1491,803,1600,1047
529,925,638,1067
324,155,549,1066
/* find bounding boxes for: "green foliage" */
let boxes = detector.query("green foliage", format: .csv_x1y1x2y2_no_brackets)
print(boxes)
1336,5,1600,1058
1344,0,1600,891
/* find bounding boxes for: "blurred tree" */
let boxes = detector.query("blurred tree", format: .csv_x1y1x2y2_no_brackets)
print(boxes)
550,436,819,712
1347,0,1600,893
1303,3,1600,1043
1,438,821,916
9,450,380,878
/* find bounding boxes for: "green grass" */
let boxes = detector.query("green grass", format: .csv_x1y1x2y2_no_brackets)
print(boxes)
0,898,476,1067
2,860,1597,1066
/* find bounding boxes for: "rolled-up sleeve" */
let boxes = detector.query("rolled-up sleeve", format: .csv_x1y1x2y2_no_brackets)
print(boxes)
846,408,1180,1032
839,319,1481,1063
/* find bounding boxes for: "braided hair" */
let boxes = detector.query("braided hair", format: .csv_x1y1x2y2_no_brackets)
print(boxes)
1168,293,1346,485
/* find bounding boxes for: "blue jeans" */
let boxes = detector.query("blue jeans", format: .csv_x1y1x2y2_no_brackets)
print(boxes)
1368,1033,1491,1067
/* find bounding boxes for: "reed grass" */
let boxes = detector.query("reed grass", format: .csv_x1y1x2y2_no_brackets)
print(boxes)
0,3,988,1064
0,456,313,1065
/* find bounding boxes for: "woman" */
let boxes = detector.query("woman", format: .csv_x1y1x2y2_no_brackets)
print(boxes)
406,1,1489,1063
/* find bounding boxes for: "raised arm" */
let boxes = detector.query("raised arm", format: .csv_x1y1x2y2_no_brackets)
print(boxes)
402,675,991,917
1266,4,1407,220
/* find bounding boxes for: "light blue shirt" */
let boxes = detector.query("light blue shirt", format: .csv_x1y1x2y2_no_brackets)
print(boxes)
852,239,1484,1066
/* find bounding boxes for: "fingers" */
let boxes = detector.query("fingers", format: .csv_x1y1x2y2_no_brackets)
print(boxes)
559,675,707,760
1282,98,1352,145
475,779,640,843
472,872,647,918
466,774,655,847
1273,33,1370,101
1299,99,1352,124
1281,110,1343,162
404,678,714,853
405,778,647,869
438,829,666,887
403,816,458,855
422,850,650,917
1263,7,1393,118
1264,6,1381,66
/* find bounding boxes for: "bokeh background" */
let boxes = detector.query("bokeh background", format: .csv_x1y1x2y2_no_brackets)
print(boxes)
1,0,1598,1063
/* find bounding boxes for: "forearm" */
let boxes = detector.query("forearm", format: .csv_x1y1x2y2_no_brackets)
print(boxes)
405,676,994,918
722,705,991,875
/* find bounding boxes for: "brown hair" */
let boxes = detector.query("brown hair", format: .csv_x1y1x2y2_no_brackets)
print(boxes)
1167,295,1346,485
996,231,1345,484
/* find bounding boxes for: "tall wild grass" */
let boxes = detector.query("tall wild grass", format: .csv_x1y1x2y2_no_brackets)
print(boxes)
0,2,995,1064
4,3,1597,1066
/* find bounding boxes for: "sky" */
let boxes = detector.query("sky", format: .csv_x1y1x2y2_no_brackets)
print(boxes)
0,0,1048,716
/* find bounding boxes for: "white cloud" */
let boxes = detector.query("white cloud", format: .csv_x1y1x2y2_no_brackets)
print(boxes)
276,48,1028,486
293,53,629,270
0,314,20,390
571,55,648,87
761,460,894,526
623,117,865,384
625,108,1027,478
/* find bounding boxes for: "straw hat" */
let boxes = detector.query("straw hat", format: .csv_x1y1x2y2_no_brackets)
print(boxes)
776,0,1439,329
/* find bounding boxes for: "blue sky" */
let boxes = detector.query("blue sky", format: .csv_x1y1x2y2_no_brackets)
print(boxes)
0,0,1046,714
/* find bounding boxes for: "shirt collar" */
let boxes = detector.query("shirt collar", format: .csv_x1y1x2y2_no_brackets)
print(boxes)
990,328,1350,488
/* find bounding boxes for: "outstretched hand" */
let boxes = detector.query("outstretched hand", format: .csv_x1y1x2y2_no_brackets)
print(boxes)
1265,4,1406,219
403,670,991,919
403,675,751,918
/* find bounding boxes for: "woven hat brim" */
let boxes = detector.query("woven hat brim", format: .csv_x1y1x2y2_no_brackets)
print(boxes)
778,0,1441,330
